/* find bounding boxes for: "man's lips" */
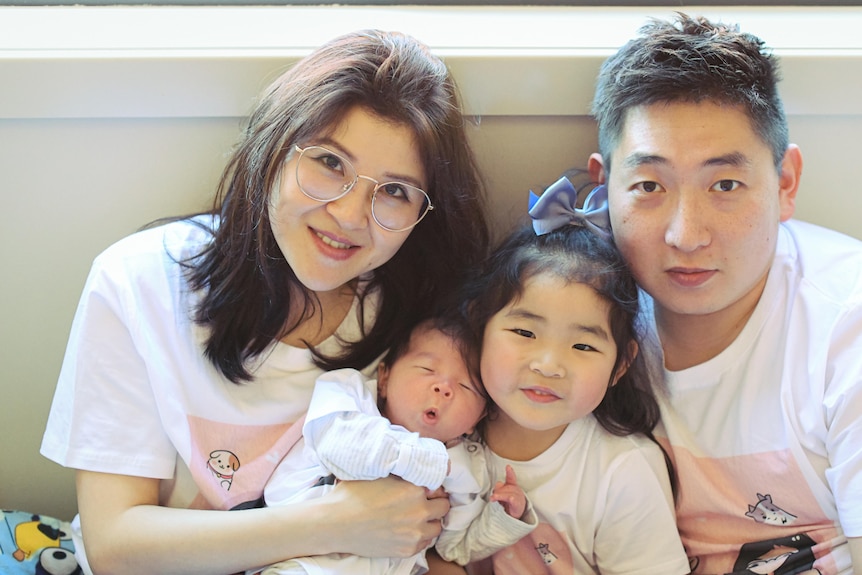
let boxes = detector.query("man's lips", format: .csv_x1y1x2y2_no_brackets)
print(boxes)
666,267,717,288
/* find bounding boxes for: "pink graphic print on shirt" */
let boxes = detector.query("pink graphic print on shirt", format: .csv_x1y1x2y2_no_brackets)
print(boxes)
664,444,841,575
490,523,573,574
187,415,304,510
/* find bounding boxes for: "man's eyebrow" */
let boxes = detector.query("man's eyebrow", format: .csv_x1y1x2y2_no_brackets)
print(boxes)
704,152,751,168
622,153,668,169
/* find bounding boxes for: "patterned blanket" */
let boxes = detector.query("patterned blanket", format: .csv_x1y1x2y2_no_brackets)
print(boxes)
0,510,80,575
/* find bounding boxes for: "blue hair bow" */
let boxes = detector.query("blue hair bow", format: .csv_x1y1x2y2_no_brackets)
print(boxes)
528,177,611,238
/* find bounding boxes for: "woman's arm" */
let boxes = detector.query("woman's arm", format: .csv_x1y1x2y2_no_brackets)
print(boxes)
78,470,450,575
426,549,468,575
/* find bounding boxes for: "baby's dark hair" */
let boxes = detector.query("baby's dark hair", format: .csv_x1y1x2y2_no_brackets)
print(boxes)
380,312,487,403
462,222,658,437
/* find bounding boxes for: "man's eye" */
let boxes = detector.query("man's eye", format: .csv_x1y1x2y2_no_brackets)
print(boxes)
711,179,740,192
635,181,663,193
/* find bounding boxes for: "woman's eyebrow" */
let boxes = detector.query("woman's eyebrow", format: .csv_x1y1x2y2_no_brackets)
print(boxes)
311,137,425,189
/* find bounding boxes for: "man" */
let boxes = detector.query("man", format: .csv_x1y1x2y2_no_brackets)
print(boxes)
588,13,862,574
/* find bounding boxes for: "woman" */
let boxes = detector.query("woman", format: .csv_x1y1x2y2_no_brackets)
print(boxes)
41,30,489,575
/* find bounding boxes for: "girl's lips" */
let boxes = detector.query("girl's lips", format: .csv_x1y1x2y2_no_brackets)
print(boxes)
521,387,561,404
666,267,717,288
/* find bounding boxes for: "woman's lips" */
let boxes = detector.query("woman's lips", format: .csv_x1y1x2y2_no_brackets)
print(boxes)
311,227,357,260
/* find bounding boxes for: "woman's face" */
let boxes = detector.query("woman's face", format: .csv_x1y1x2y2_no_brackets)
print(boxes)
269,106,426,294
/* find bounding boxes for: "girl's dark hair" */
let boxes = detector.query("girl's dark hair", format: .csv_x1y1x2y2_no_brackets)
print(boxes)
461,219,677,495
174,30,488,383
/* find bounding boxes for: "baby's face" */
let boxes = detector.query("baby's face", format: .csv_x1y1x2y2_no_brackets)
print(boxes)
378,327,486,443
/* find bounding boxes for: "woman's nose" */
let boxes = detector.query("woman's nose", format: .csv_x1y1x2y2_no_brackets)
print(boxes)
325,179,373,230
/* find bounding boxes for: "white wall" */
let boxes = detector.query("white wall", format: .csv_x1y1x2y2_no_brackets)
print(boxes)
2,5,861,521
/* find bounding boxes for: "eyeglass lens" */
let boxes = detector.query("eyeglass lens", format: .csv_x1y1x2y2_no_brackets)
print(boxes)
296,146,430,231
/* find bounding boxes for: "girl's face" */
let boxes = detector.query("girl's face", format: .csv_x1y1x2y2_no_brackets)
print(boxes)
481,273,620,440
269,105,426,294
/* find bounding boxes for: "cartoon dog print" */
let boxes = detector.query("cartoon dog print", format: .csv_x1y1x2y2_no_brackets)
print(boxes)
208,450,240,490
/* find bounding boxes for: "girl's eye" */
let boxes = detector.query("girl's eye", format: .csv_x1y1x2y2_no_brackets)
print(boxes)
634,181,664,193
509,328,535,339
573,343,597,352
711,179,740,192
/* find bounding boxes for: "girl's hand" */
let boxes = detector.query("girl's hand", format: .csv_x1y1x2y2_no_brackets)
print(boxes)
328,475,451,557
489,465,527,519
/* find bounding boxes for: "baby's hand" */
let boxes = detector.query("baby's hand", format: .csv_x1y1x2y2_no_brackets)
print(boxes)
489,465,527,519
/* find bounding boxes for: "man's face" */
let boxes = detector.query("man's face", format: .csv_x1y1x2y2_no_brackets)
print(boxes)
593,101,798,330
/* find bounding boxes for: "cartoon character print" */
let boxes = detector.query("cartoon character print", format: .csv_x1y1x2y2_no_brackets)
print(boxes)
208,449,240,490
745,494,798,527
0,510,82,575
536,542,558,565
4,513,71,562
732,533,821,575
490,523,573,574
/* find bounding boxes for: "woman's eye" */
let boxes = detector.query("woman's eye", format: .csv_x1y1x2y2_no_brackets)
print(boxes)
379,183,409,201
311,152,344,173
711,179,740,192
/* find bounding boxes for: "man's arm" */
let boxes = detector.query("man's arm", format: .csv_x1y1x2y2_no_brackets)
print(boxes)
848,537,862,573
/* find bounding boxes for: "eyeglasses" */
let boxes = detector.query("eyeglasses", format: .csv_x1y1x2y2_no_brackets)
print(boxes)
293,145,434,233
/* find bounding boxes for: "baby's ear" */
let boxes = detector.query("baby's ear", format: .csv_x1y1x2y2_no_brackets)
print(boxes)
376,362,390,399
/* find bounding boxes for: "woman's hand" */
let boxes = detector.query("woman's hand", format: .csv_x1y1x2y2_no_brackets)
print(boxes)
326,476,451,558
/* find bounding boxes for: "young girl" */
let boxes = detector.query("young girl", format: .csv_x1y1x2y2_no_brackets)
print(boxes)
460,177,690,574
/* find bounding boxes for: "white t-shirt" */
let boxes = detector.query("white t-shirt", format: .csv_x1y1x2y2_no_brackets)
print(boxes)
470,416,690,575
41,218,377,570
646,220,862,574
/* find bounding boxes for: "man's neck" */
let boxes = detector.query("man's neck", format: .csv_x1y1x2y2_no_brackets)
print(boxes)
655,275,767,371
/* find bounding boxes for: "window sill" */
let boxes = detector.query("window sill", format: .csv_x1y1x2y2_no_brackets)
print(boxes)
2,5,861,119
